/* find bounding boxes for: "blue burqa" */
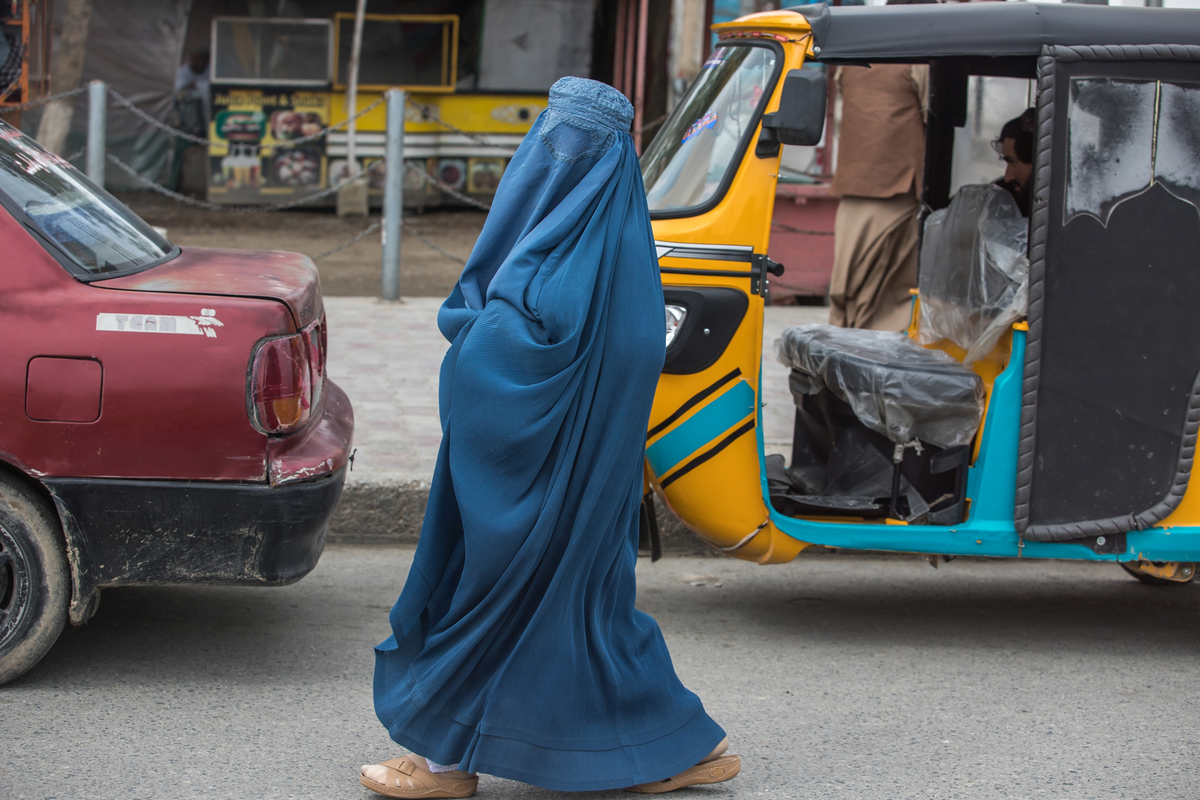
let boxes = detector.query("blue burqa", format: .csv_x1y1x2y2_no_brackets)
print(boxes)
373,78,726,791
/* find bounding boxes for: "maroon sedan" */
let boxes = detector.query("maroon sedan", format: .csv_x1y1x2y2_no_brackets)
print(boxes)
0,125,353,683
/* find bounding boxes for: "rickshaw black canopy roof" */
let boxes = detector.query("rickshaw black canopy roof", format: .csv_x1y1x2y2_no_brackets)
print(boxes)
789,3,1200,63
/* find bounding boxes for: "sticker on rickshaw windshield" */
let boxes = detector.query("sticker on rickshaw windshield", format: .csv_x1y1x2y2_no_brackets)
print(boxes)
682,112,718,143
703,49,730,69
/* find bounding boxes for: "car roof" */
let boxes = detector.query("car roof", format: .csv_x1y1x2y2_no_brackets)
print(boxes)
789,2,1200,63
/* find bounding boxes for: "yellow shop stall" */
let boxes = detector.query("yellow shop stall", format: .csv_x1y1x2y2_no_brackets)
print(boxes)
206,12,545,209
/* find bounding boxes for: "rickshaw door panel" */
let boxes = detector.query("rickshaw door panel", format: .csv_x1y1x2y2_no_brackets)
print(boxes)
1018,61,1200,539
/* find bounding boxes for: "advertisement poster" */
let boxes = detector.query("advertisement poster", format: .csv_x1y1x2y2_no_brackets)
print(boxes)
208,90,330,204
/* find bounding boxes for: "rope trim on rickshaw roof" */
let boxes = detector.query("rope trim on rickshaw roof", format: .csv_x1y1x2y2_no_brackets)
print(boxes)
718,31,809,44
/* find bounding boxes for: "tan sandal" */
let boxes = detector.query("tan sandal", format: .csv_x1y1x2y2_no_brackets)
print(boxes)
624,754,741,794
359,755,478,798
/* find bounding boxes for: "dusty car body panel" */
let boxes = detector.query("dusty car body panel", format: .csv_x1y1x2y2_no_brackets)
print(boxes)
46,467,344,623
1,239,293,481
96,246,325,329
267,381,354,485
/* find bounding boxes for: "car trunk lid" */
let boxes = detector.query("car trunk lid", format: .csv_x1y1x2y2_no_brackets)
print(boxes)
93,247,323,329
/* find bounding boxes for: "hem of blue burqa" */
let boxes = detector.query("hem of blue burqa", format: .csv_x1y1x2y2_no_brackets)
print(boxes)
374,637,727,792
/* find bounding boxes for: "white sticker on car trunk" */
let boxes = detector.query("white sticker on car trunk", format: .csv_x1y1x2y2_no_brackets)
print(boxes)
96,309,223,339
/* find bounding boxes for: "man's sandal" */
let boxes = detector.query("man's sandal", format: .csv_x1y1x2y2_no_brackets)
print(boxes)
359,755,478,799
624,754,742,794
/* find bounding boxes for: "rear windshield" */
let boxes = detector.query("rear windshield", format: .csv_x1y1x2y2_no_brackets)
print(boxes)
0,125,173,277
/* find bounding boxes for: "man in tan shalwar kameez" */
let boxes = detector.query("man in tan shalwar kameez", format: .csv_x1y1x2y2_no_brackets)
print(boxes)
828,61,928,330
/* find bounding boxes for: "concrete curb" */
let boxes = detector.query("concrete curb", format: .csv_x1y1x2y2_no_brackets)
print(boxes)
327,481,429,544
327,481,714,554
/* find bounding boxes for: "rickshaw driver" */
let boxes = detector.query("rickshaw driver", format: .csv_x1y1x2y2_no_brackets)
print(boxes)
993,108,1035,218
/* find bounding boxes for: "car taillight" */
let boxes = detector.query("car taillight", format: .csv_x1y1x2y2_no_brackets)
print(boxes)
304,317,325,410
249,316,326,435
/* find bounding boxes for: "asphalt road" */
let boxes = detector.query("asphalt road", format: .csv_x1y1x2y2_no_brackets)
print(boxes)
3,546,1197,800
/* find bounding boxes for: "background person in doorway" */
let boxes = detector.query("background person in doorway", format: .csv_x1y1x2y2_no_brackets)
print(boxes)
828,0,935,331
994,108,1035,217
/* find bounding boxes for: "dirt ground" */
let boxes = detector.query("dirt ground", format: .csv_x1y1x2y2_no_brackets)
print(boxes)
118,193,485,298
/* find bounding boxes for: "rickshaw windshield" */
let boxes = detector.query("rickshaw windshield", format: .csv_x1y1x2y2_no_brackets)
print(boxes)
641,43,780,214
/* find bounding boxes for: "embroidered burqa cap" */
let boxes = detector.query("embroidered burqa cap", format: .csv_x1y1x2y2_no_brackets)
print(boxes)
373,77,725,791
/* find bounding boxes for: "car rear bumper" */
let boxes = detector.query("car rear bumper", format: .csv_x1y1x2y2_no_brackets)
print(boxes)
269,380,355,485
45,466,345,623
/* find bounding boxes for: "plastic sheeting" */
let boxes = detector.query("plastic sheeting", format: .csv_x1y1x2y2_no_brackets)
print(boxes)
28,0,192,190
1066,78,1156,225
1153,82,1200,217
775,324,984,449
917,183,1029,364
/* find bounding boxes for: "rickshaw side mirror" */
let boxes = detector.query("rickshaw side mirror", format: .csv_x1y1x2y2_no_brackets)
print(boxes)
757,69,827,157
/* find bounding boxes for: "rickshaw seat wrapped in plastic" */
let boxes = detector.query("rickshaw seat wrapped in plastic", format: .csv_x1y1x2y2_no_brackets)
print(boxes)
917,183,1030,364
775,325,984,449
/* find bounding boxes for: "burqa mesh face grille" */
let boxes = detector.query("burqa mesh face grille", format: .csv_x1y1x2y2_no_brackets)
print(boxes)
539,114,614,164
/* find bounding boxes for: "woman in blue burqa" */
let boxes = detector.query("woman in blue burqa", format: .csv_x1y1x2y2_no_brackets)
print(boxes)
360,78,740,798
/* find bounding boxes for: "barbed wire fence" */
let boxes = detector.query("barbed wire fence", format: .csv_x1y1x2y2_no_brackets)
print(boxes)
11,85,503,266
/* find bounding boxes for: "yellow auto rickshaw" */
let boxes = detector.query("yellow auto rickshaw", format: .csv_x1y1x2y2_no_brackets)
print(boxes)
640,2,1200,585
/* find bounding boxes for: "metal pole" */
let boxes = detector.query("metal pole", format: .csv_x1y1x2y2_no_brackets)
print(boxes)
633,0,649,153
86,79,105,185
381,88,404,302
613,0,627,95
623,1,636,99
345,0,367,176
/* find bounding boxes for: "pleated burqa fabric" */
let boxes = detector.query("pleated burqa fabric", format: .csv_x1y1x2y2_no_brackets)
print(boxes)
372,78,725,792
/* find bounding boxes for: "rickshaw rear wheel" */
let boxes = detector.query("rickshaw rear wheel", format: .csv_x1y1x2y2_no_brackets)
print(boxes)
1120,561,1196,586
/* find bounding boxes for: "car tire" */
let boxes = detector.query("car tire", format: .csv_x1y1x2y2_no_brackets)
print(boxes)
0,475,69,685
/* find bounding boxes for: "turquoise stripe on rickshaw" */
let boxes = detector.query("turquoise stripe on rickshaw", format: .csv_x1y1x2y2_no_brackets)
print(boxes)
646,379,756,477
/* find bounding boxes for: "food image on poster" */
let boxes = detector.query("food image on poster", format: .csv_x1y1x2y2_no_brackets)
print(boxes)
220,143,261,189
273,148,321,186
467,158,505,193
271,110,323,141
217,110,266,143
437,159,467,190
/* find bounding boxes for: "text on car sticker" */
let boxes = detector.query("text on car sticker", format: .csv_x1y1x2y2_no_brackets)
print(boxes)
96,308,224,339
